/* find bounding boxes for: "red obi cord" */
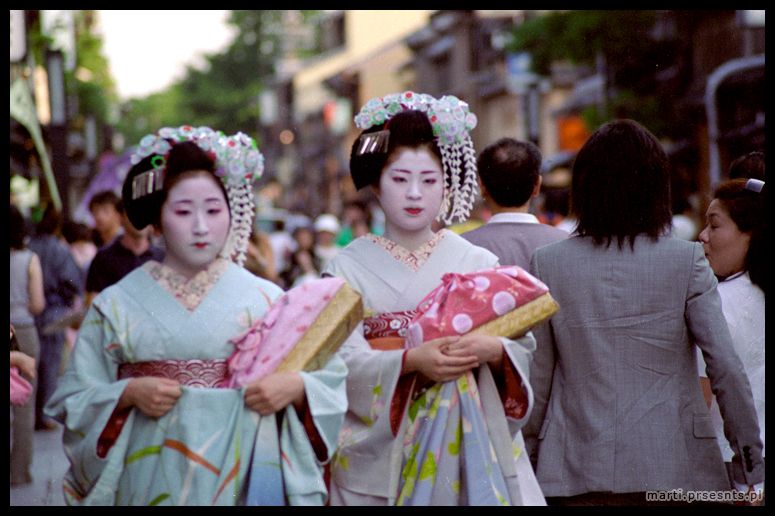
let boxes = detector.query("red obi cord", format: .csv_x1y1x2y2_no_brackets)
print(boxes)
494,349,529,420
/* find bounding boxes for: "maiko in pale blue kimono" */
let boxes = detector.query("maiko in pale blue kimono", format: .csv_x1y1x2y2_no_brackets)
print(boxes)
44,258,347,506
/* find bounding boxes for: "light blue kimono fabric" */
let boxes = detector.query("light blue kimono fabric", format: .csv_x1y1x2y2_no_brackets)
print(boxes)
45,261,348,505
396,372,511,506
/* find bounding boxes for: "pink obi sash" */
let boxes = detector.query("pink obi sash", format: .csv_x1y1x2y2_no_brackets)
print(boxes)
117,359,229,388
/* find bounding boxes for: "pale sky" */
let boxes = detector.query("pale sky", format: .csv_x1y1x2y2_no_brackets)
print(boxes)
97,10,236,100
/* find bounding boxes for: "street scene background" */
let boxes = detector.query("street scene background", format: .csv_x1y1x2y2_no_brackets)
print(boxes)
9,10,765,506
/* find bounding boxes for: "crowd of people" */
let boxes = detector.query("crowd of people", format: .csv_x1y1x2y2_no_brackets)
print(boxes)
9,91,765,506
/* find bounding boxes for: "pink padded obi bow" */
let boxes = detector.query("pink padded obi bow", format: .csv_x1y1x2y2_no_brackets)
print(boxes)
225,277,347,388
405,265,551,348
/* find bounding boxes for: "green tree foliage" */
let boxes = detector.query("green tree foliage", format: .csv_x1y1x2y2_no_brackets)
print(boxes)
508,10,679,137
72,10,118,125
175,10,282,137
116,10,322,148
117,89,185,146
510,11,658,76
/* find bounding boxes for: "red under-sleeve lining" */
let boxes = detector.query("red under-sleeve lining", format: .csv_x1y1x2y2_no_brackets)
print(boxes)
96,404,133,458
390,351,417,436
494,349,529,420
296,398,327,462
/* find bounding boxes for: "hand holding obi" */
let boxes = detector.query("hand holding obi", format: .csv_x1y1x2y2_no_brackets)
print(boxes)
225,277,362,414
403,265,558,382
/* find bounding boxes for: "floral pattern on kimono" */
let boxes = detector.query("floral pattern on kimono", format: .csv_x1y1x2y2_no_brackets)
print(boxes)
324,230,545,505
45,259,348,506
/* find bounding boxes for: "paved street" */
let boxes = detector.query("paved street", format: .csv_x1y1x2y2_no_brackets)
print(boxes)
10,423,68,506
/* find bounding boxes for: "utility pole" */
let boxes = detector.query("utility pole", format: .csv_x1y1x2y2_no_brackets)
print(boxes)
506,51,542,147
46,48,70,217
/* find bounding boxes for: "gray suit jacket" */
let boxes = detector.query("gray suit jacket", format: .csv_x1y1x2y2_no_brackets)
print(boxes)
462,220,568,270
525,235,764,496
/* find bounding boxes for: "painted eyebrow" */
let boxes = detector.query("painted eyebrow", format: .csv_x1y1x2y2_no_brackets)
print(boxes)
390,169,441,174
170,198,225,205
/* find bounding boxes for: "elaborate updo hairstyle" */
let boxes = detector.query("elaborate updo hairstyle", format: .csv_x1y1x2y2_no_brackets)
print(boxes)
349,110,443,191
713,178,766,293
122,140,228,230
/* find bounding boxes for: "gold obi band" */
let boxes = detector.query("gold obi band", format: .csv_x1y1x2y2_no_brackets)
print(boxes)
118,359,229,388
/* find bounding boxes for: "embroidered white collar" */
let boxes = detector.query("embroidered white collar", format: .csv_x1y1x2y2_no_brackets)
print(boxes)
144,258,229,312
366,230,446,272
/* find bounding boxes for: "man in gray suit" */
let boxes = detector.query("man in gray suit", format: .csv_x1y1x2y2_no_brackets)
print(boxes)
525,120,764,505
462,138,568,270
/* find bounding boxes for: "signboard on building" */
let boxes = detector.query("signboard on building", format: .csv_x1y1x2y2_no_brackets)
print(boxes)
505,51,539,95
557,114,590,152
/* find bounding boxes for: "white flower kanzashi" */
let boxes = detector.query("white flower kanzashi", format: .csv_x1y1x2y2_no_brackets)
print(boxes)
130,125,264,189
130,125,264,268
353,92,479,225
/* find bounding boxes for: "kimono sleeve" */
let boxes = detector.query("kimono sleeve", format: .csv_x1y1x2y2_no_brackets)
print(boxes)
498,333,536,433
43,294,134,502
323,258,407,430
281,352,349,505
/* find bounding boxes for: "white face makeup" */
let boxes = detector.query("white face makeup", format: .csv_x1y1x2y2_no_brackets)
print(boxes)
377,147,444,241
698,198,750,278
160,172,231,278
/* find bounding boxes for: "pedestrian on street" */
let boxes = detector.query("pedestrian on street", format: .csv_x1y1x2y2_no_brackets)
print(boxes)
697,177,765,498
525,119,764,505
9,204,46,486
324,92,543,505
87,190,123,248
83,198,164,308
462,137,568,270
44,125,346,505
27,204,82,431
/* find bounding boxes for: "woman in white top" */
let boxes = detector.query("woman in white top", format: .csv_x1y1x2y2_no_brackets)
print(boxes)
697,177,765,479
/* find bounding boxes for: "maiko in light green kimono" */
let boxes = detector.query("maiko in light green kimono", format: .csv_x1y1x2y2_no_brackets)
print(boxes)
45,259,347,506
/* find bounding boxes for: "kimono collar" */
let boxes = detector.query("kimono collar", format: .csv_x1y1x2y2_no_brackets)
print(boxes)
366,230,446,272
143,257,230,312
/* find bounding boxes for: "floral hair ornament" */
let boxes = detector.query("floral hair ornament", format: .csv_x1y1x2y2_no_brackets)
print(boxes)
353,91,479,224
129,125,265,267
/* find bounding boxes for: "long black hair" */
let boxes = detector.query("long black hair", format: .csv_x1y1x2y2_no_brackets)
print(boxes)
571,119,672,249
